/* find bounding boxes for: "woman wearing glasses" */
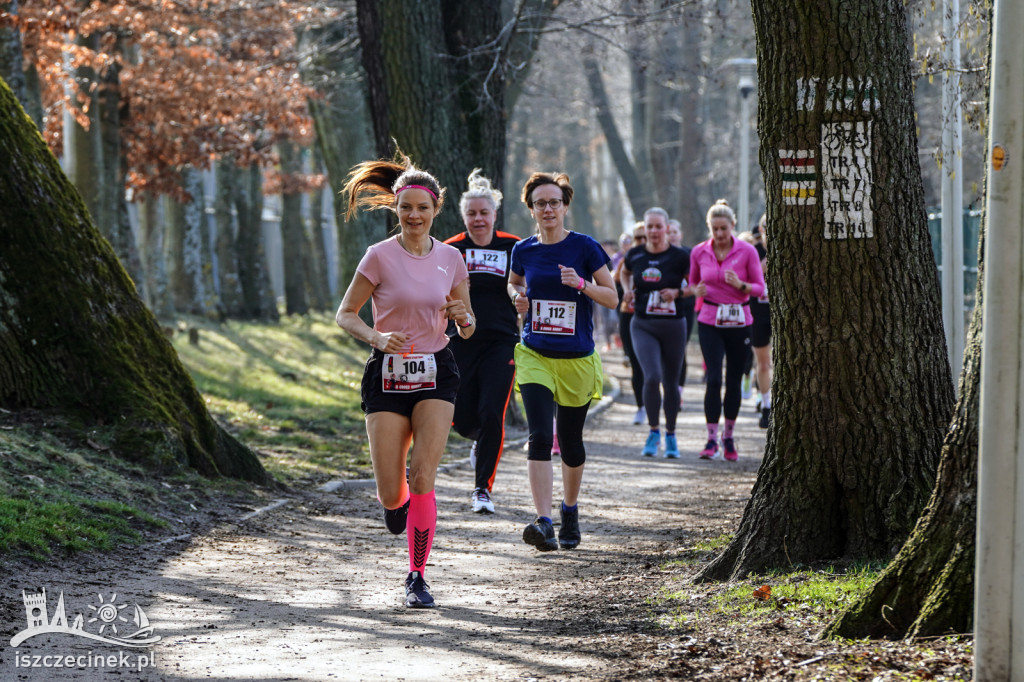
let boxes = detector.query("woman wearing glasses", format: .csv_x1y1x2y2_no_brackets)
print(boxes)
508,172,618,551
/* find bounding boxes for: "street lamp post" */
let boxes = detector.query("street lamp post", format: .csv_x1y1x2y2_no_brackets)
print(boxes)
941,0,965,382
723,58,757,231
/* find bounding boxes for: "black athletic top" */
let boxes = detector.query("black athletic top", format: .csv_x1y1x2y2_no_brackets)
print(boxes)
623,244,690,320
445,230,521,342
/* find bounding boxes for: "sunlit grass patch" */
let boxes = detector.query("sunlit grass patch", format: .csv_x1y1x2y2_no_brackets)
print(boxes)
662,532,734,568
0,425,170,559
170,312,374,484
654,562,885,630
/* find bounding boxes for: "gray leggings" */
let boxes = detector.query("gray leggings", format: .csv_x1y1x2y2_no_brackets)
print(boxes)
630,316,687,431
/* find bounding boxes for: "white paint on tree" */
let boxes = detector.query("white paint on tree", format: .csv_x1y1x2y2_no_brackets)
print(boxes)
796,77,879,112
820,122,873,239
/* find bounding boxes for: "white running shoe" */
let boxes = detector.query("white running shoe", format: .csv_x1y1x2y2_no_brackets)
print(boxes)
632,408,645,425
471,488,495,514
469,441,477,469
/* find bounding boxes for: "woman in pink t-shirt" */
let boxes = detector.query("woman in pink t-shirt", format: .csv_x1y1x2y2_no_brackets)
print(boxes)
689,199,765,462
335,154,475,609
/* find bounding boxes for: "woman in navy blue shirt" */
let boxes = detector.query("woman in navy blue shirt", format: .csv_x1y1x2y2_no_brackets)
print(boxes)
508,172,617,552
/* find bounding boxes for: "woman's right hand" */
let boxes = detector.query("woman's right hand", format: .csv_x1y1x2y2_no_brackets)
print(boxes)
694,282,707,298
373,330,409,353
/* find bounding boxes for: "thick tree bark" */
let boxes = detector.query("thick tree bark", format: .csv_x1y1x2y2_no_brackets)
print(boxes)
0,79,267,483
277,139,310,316
697,0,955,580
826,256,982,639
355,0,555,239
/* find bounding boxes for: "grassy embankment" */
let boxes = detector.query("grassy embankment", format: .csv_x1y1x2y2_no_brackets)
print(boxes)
0,312,401,559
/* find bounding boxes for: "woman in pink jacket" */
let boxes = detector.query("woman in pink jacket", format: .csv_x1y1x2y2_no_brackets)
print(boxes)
689,200,766,461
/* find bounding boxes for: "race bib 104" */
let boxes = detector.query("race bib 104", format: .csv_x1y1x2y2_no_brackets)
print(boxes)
382,353,438,392
645,291,677,316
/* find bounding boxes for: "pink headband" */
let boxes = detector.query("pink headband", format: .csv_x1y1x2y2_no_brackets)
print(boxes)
396,184,438,200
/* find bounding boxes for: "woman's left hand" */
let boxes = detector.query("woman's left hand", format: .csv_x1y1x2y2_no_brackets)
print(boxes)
558,264,582,290
659,288,678,302
441,296,470,326
724,269,744,290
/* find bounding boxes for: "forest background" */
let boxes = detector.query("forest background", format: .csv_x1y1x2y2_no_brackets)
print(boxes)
0,0,990,321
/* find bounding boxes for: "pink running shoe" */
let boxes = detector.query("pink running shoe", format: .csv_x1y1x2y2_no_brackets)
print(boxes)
698,439,719,460
722,438,739,461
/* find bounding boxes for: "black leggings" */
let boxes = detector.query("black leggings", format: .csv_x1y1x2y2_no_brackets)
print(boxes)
519,383,590,467
630,316,686,431
698,322,751,423
619,311,644,408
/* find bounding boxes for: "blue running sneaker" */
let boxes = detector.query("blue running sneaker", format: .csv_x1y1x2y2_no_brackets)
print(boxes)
642,430,660,457
664,434,680,458
404,571,436,608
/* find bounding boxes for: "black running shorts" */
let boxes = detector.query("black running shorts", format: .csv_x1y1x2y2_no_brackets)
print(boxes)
360,346,460,416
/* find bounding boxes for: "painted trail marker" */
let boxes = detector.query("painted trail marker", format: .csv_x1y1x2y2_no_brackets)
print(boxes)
780,150,817,205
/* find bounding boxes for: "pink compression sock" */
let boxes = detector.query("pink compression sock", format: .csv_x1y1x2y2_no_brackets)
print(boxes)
408,491,437,574
707,423,719,441
723,419,736,439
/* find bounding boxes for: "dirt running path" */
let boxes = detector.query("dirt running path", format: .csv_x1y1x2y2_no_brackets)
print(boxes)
1,351,765,681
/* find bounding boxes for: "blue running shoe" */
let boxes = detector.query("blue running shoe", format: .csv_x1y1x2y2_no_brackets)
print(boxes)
664,434,680,458
642,430,660,457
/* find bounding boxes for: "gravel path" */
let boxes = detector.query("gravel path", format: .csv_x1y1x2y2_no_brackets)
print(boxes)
2,349,766,681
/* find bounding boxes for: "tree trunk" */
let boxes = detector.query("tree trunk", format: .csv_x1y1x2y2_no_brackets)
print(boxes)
65,33,106,234
214,156,245,318
235,163,278,321
825,255,982,639
697,0,955,580
823,2,995,637
98,46,144,292
582,50,652,219
137,190,174,318
0,1,27,109
302,15,384,306
166,167,219,318
305,144,331,310
0,78,267,483
277,139,310,316
355,0,555,240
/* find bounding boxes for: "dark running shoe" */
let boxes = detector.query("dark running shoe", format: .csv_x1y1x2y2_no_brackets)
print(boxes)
523,517,559,552
558,504,581,550
404,571,435,608
759,406,770,429
383,498,410,535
